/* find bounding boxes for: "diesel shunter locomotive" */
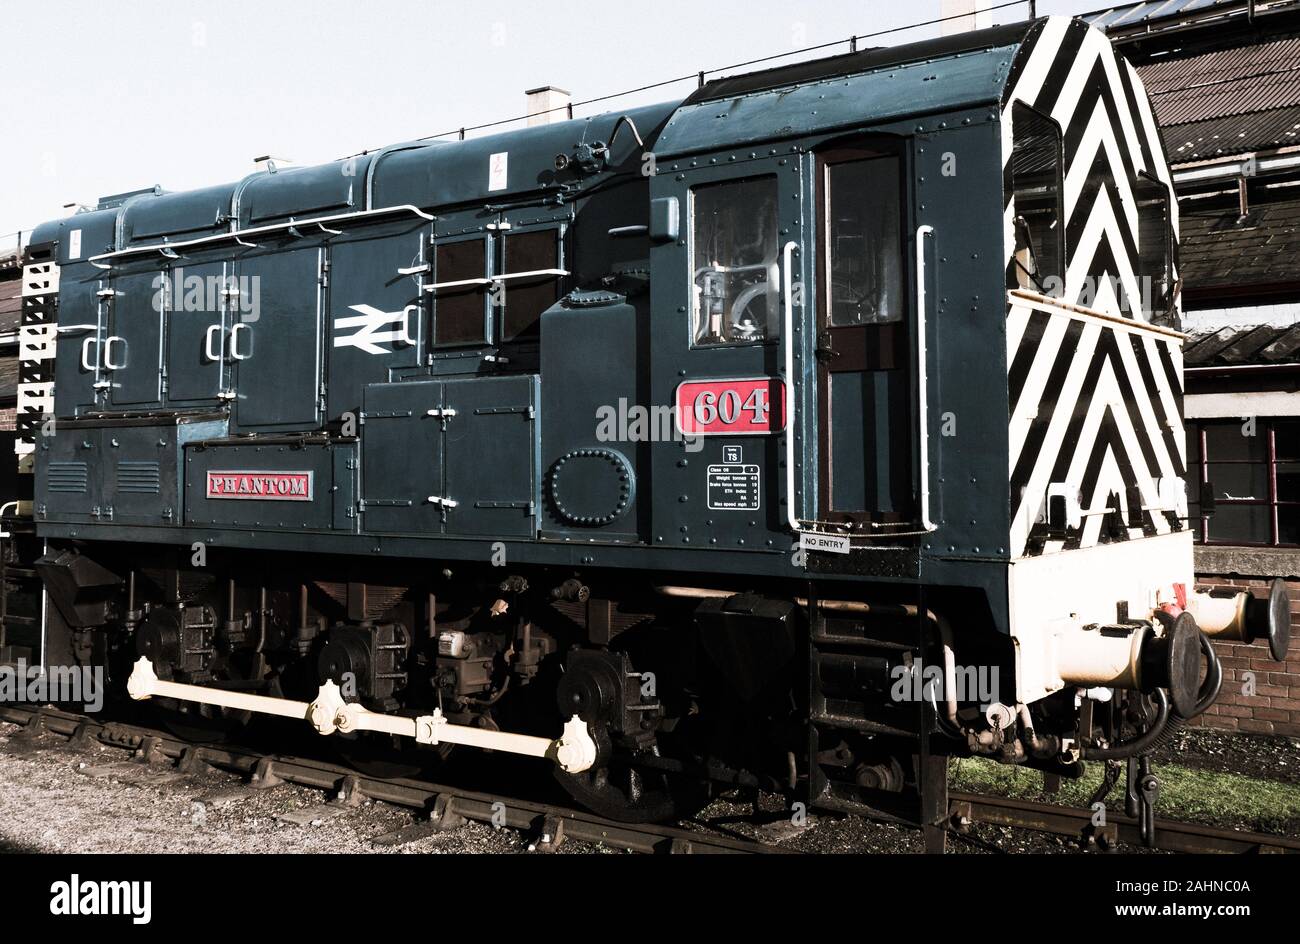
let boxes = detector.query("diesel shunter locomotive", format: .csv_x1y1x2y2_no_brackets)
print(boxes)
5,16,1292,829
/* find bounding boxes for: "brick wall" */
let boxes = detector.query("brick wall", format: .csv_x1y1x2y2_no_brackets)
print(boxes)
1194,575,1300,738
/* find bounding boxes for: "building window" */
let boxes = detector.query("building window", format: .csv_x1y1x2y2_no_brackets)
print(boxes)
691,176,779,345
1010,102,1064,296
1189,418,1300,546
1136,173,1174,319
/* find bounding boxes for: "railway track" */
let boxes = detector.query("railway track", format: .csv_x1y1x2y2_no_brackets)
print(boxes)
0,704,782,855
948,790,1300,855
2,703,1296,855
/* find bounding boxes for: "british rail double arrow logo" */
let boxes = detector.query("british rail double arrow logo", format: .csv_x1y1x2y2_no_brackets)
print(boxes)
332,304,415,355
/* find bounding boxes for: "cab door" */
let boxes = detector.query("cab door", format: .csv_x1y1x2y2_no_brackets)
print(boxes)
813,144,914,527
649,155,809,542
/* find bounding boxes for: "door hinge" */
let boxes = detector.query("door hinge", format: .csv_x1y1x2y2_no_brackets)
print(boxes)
357,499,413,511
360,410,414,422
473,405,533,418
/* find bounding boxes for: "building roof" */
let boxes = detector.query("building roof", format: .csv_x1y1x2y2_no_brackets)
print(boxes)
1184,322,1300,365
1139,36,1300,158
1087,0,1237,33
1163,104,1300,160
1089,0,1300,40
1179,196,1300,298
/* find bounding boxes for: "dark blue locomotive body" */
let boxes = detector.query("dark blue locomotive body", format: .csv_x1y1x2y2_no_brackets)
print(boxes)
10,17,1290,824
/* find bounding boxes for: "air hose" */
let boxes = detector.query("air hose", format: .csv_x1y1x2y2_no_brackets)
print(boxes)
1079,632,1223,760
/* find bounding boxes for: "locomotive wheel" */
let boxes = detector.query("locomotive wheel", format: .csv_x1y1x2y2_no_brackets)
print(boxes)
148,651,271,741
554,746,705,823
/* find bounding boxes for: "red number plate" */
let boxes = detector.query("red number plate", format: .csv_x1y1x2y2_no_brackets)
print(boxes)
674,378,786,436
206,471,314,501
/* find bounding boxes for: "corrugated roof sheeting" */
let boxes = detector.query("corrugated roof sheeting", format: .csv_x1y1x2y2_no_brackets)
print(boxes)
1184,323,1300,364
1142,35,1300,92
1142,38,1300,125
1087,0,1234,31
1088,0,1300,33
1163,104,1300,158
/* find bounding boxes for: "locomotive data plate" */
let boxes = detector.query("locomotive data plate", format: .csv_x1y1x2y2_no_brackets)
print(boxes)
205,471,314,501
675,378,786,436
706,463,760,511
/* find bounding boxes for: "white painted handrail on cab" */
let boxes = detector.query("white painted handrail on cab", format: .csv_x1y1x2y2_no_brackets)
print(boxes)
915,224,937,533
230,323,252,360
87,204,436,266
422,269,570,293
204,324,223,362
103,336,126,370
80,337,99,371
782,239,800,535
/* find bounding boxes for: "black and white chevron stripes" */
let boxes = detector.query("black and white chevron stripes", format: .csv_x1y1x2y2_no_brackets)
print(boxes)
1001,17,1178,317
1001,17,1187,558
1007,297,1187,557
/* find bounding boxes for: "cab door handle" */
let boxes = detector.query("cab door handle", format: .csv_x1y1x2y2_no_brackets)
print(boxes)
815,331,839,361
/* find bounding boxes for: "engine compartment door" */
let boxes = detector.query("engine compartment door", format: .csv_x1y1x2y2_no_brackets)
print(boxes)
231,247,324,431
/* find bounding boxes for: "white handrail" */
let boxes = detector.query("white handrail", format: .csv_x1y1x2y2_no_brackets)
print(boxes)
230,323,252,360
87,204,436,265
782,240,800,535
422,269,571,293
0,501,18,539
492,268,569,282
80,337,99,371
915,224,937,533
423,277,492,293
103,336,126,370
204,324,223,362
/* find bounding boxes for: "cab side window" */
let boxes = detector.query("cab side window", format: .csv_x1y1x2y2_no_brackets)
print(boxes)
1010,102,1065,296
825,155,903,325
691,176,779,345
1136,173,1174,318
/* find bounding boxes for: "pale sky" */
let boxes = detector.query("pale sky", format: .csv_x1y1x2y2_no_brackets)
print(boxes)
1,0,1098,248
